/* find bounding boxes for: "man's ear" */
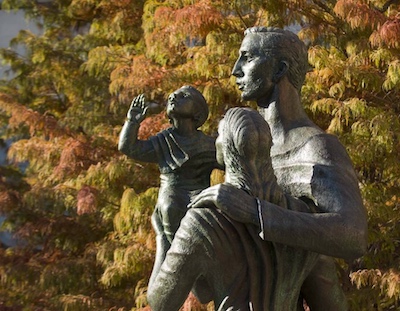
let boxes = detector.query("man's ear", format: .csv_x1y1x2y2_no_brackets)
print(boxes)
273,60,289,82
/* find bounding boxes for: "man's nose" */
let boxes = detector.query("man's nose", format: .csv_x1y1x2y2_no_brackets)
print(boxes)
231,59,243,77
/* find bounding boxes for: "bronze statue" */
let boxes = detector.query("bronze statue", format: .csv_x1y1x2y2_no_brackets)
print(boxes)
190,27,368,310
148,107,319,310
118,85,220,288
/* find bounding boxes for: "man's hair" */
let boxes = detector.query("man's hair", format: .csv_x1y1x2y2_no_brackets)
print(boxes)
244,27,308,93
179,85,209,128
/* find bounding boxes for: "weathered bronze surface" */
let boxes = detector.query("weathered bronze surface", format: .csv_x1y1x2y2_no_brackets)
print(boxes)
118,85,220,289
123,28,368,311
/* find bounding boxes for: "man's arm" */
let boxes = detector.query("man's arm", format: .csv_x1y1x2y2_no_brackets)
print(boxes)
189,181,367,260
258,187,367,260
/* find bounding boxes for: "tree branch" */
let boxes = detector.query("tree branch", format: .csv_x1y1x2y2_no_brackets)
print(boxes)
233,0,249,29
377,0,400,13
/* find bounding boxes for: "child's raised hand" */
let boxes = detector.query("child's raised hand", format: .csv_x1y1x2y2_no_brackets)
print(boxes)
127,94,149,123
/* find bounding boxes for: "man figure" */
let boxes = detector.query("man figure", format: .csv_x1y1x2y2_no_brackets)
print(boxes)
190,27,368,310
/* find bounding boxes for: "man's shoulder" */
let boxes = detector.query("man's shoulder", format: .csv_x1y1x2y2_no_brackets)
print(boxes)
282,130,356,179
277,129,351,167
273,130,359,202
302,132,352,167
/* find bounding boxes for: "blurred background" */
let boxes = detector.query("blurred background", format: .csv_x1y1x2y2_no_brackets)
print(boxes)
0,0,399,310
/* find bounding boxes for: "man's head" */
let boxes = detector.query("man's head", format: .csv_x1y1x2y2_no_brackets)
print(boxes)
232,27,308,101
166,85,209,128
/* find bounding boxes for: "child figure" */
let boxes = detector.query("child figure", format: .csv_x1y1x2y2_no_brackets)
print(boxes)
118,85,220,284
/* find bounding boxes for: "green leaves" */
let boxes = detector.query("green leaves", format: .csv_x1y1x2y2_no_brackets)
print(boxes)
383,60,400,91
0,0,399,309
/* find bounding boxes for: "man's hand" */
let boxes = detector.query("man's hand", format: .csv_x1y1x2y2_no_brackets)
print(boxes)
189,183,259,225
127,94,149,123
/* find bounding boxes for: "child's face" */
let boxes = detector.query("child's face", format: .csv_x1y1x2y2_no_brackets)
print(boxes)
166,87,197,120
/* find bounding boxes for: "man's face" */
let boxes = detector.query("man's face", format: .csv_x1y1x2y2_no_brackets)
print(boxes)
232,33,278,102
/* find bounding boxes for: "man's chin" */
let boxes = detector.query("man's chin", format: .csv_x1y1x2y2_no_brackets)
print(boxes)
240,92,255,101
241,89,274,107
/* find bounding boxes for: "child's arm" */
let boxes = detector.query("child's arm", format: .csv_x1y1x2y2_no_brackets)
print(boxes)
118,94,158,162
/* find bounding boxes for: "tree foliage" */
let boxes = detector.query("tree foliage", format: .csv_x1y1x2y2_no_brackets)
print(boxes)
0,0,399,310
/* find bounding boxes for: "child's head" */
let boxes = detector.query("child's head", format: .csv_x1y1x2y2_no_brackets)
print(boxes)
166,85,209,129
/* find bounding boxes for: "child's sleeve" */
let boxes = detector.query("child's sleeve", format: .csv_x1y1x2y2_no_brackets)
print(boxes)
118,119,158,163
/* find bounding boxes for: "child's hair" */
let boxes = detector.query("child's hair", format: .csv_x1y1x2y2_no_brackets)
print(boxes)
179,85,209,128
220,107,284,204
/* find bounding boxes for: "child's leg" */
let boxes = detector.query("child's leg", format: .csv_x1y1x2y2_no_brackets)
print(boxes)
149,209,170,289
159,189,191,243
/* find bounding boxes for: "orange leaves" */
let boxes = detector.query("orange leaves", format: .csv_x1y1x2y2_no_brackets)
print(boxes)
154,7,175,29
371,16,400,48
334,0,400,48
138,111,169,140
143,0,223,66
181,292,210,311
128,55,167,89
53,138,102,179
154,0,223,39
110,55,169,103
334,0,386,30
0,93,70,139
77,186,98,215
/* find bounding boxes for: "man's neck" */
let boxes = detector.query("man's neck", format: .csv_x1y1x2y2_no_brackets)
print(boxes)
257,78,313,146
